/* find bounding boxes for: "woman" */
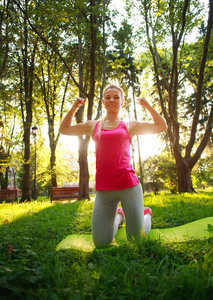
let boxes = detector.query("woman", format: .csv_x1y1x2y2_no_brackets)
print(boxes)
60,84,167,248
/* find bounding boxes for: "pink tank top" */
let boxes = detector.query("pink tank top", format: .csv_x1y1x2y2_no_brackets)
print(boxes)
94,120,140,190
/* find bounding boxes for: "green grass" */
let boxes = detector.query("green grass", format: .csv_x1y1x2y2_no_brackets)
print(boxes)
0,189,213,299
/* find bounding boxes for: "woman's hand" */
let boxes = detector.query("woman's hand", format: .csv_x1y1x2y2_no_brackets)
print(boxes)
59,97,87,135
137,97,150,108
74,97,86,109
127,96,167,137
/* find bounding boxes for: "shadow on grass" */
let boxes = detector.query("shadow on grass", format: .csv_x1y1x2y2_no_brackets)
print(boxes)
0,196,213,299
0,199,95,299
0,200,93,249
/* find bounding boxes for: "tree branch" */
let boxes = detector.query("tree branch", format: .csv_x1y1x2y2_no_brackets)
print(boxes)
190,102,213,166
185,0,213,158
0,0,10,78
169,0,190,120
12,0,88,98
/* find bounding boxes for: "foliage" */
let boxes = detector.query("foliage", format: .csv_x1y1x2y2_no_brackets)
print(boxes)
0,190,213,299
16,142,79,195
192,153,213,188
1,0,116,198
0,0,212,198
144,152,178,193
129,0,213,193
55,146,79,187
0,90,21,189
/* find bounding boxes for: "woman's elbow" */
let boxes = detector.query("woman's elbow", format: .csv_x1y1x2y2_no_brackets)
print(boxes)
162,121,168,132
59,125,67,135
158,121,168,133
59,126,63,134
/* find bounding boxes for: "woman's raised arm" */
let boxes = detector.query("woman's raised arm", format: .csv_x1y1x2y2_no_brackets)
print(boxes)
128,97,168,138
59,97,95,136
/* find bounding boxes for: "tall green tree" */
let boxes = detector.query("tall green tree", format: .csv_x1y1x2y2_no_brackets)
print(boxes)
0,0,10,77
13,0,112,198
0,32,23,191
133,0,213,192
0,103,20,189
35,43,70,188
10,0,39,201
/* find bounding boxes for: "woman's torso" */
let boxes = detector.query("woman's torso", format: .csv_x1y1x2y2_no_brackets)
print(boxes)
94,120,139,190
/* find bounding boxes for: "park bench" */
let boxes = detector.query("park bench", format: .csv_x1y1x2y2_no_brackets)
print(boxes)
0,189,17,203
51,186,81,202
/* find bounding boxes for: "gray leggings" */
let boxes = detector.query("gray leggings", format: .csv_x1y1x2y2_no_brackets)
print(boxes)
92,183,144,248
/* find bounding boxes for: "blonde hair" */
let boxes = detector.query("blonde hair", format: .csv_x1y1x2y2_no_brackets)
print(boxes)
90,84,124,139
103,84,124,100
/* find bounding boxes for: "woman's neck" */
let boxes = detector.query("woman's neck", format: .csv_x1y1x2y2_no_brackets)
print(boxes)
105,112,121,122
102,114,122,130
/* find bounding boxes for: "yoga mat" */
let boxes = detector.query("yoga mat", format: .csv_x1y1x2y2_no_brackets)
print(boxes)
56,217,213,252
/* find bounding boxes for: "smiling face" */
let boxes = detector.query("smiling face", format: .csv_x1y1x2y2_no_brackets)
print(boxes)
102,86,124,113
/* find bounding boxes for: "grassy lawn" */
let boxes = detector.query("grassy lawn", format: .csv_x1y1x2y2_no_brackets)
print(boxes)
0,189,213,299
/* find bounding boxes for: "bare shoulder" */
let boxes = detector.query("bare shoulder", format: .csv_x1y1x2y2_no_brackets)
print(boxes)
85,119,98,138
61,119,98,136
85,119,97,128
126,119,167,137
126,120,138,128
126,120,149,138
125,120,140,131
125,121,138,138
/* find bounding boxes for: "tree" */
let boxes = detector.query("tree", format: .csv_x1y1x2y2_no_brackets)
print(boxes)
192,153,213,188
35,43,70,188
27,141,78,196
13,0,112,199
0,0,10,77
11,0,39,201
73,0,112,199
134,0,213,192
0,41,24,190
144,153,178,194
0,112,19,190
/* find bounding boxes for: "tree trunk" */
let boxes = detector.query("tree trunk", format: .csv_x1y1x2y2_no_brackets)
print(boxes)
143,0,213,193
20,14,37,202
0,0,9,78
132,88,143,186
0,173,3,189
21,125,31,201
75,16,90,199
1,175,7,190
50,143,57,188
48,119,57,188
75,2,97,200
175,159,195,193
136,135,144,187
0,146,9,189
78,135,90,199
4,167,9,189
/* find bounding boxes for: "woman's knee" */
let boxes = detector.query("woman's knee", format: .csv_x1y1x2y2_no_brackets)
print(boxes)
92,234,113,249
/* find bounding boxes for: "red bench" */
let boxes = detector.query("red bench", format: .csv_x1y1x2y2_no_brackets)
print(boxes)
51,187,81,202
0,189,17,203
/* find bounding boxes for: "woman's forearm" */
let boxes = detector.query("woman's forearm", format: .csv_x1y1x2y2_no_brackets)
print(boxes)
59,105,77,134
145,102,167,130
137,97,167,131
59,97,94,136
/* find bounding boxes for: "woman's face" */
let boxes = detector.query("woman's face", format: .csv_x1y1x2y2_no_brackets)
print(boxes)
102,88,124,112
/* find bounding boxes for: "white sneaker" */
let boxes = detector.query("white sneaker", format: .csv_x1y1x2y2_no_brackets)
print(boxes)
144,207,153,216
